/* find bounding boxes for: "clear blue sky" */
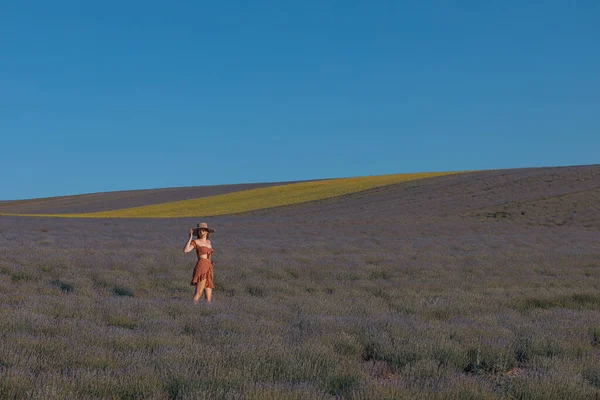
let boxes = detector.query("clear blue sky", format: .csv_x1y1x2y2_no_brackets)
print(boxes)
1,1,598,200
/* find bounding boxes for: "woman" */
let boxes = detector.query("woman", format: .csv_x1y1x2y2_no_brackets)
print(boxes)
184,222,216,304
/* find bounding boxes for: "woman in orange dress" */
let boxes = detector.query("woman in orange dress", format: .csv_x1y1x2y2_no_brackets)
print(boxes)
184,222,216,304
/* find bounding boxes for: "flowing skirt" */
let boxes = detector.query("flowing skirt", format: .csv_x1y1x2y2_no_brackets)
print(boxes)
191,258,214,288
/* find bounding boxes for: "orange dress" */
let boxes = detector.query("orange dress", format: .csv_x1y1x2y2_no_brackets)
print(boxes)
190,242,215,288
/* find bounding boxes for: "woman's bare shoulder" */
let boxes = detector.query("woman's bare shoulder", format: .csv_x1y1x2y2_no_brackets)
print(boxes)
196,239,212,248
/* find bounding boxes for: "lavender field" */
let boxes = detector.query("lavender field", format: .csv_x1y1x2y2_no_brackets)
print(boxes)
1,165,599,399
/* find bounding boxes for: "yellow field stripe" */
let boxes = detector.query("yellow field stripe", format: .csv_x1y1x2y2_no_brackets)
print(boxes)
0,171,463,218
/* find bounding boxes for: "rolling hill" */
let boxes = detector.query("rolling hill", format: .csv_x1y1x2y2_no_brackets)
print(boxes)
0,171,460,218
0,180,303,215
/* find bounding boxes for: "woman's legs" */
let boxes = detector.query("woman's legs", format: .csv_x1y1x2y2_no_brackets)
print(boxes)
205,288,213,303
193,280,206,304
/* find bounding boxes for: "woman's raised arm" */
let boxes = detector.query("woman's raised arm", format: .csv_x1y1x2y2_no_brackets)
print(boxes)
183,229,195,253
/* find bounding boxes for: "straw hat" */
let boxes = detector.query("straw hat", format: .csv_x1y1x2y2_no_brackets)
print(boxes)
194,222,215,234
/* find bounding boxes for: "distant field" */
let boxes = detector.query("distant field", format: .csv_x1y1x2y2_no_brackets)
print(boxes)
0,171,460,218
1,165,599,399
0,180,305,215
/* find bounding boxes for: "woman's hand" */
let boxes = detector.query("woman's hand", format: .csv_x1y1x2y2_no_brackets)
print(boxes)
189,228,194,237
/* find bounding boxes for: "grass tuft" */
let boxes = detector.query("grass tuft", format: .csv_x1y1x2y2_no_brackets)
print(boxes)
112,286,134,297
463,347,516,375
106,314,137,330
51,279,74,294
334,333,362,357
591,327,600,347
584,364,600,389
362,340,420,370
10,271,33,282
326,374,360,396
246,285,267,297
165,377,190,399
514,293,600,310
